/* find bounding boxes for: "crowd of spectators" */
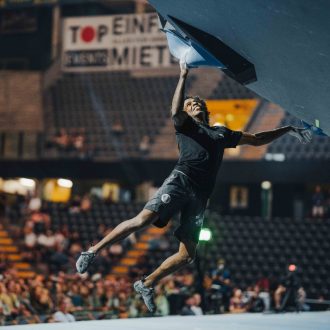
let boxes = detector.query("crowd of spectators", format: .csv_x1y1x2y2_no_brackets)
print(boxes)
45,128,91,159
1,261,320,326
1,192,126,277
0,192,328,325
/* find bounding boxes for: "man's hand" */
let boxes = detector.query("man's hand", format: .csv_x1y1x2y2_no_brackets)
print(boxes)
180,53,189,77
288,126,313,144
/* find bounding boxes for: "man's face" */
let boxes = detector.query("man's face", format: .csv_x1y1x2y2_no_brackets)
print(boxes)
184,97,206,121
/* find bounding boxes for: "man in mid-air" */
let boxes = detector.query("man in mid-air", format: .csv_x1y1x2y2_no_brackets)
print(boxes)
76,63,312,312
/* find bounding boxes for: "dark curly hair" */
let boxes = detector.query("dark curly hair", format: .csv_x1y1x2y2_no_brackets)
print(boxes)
184,95,210,125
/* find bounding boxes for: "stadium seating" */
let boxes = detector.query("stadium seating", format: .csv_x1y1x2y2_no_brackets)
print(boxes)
45,199,330,299
203,213,330,298
46,72,195,159
137,212,330,299
47,199,144,246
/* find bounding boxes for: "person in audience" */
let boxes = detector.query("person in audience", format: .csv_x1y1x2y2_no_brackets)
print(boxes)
181,295,196,315
0,282,19,322
245,285,265,313
311,185,325,218
53,296,76,322
211,258,230,280
274,283,286,311
27,193,42,212
191,293,203,315
181,293,203,315
255,274,271,311
212,276,233,313
80,194,92,212
72,129,86,152
111,119,125,136
297,286,310,311
24,227,37,249
37,230,56,249
155,285,170,316
229,288,247,313
50,245,70,273
54,229,68,250
69,196,82,214
76,63,312,313
54,129,71,152
29,210,51,233
68,283,84,308
32,287,53,315
139,135,151,156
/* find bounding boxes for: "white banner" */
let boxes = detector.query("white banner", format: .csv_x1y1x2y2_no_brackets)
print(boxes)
61,13,176,72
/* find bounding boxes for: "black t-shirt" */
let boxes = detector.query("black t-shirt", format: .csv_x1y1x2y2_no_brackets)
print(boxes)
174,114,242,196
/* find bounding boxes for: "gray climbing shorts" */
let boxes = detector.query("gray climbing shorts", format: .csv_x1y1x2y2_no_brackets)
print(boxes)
144,169,208,243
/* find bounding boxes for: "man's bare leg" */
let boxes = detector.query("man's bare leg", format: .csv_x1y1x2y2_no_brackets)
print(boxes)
76,209,159,273
143,239,197,287
90,209,158,253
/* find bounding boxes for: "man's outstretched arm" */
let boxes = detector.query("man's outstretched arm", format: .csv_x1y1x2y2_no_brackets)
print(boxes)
171,63,189,125
238,125,312,146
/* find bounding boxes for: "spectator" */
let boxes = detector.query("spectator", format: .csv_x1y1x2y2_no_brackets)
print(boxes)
229,288,247,313
111,119,125,136
37,230,56,249
256,274,271,311
104,287,119,312
28,194,41,213
54,129,71,152
191,293,203,315
311,185,325,217
0,282,19,322
68,283,84,308
181,293,203,315
210,274,233,313
155,285,169,316
80,194,92,212
297,287,310,311
69,196,81,214
139,135,151,156
72,129,86,153
24,227,37,249
53,296,76,322
54,230,68,250
274,284,286,311
79,286,93,308
32,287,53,315
245,285,265,313
50,246,70,273
181,296,196,315
215,259,230,279
29,210,51,233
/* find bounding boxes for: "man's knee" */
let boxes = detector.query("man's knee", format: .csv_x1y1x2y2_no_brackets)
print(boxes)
178,240,197,264
178,249,196,264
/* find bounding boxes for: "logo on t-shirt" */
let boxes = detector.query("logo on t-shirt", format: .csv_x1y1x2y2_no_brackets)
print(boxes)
161,194,171,204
